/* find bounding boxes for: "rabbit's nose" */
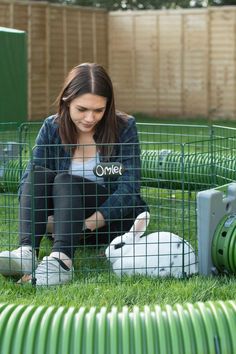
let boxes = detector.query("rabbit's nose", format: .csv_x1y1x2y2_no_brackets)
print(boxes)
114,242,126,250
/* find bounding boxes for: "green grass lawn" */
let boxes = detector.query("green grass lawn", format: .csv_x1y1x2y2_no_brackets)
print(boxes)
0,274,236,309
0,117,236,309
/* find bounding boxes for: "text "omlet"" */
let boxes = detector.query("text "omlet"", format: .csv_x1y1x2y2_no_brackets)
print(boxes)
93,162,125,177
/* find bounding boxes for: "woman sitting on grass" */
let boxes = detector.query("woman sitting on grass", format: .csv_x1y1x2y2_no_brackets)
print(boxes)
0,63,148,286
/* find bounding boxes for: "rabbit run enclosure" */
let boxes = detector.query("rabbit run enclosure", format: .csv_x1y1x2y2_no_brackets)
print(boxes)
0,121,236,284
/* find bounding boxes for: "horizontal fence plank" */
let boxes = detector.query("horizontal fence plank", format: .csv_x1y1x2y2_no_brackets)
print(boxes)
108,7,236,119
0,1,108,120
0,2,236,120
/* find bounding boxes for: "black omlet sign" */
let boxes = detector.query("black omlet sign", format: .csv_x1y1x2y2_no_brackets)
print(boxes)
93,162,125,177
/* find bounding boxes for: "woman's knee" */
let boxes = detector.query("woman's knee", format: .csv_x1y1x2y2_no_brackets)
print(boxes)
54,173,85,187
33,165,56,184
54,173,71,185
53,173,81,196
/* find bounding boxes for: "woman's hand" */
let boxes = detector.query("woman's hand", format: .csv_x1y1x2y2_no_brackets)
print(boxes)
46,212,105,234
47,215,54,234
85,211,105,231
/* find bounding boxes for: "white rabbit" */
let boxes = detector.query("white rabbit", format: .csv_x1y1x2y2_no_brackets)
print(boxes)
105,212,197,278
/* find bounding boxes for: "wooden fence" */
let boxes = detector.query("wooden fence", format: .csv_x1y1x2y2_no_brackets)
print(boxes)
0,2,236,120
108,7,236,120
0,1,108,120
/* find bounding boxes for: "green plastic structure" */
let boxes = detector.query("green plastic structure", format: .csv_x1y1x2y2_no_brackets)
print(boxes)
0,301,235,354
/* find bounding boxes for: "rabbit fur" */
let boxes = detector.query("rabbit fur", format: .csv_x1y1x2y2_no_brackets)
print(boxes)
105,212,197,278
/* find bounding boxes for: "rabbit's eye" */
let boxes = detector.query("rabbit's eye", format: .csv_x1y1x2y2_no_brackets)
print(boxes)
114,242,126,250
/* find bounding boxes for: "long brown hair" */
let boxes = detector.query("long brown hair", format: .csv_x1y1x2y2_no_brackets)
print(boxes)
56,63,126,159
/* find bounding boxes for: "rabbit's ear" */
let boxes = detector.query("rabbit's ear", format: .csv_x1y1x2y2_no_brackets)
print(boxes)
105,211,150,259
127,211,150,240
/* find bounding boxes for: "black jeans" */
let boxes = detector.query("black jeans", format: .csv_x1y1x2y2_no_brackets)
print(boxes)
19,166,135,259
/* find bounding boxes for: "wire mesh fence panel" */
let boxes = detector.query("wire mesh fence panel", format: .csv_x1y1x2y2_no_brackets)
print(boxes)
0,122,20,142
137,122,211,150
0,122,236,285
0,140,29,280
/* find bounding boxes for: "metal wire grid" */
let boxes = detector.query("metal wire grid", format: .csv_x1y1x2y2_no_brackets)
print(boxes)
0,122,236,283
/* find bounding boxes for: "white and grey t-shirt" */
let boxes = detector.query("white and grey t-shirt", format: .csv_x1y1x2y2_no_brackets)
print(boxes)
69,153,104,185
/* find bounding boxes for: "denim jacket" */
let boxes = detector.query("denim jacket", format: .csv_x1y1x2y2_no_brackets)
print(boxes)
19,115,148,222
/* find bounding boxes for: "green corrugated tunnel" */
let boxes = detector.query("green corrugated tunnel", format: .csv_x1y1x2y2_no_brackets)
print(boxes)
2,149,236,193
141,149,236,189
0,301,235,354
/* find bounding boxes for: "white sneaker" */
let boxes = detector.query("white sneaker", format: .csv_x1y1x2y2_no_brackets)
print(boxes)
33,256,73,286
0,246,38,276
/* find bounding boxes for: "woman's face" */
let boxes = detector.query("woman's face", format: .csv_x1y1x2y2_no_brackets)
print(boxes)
69,93,107,133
